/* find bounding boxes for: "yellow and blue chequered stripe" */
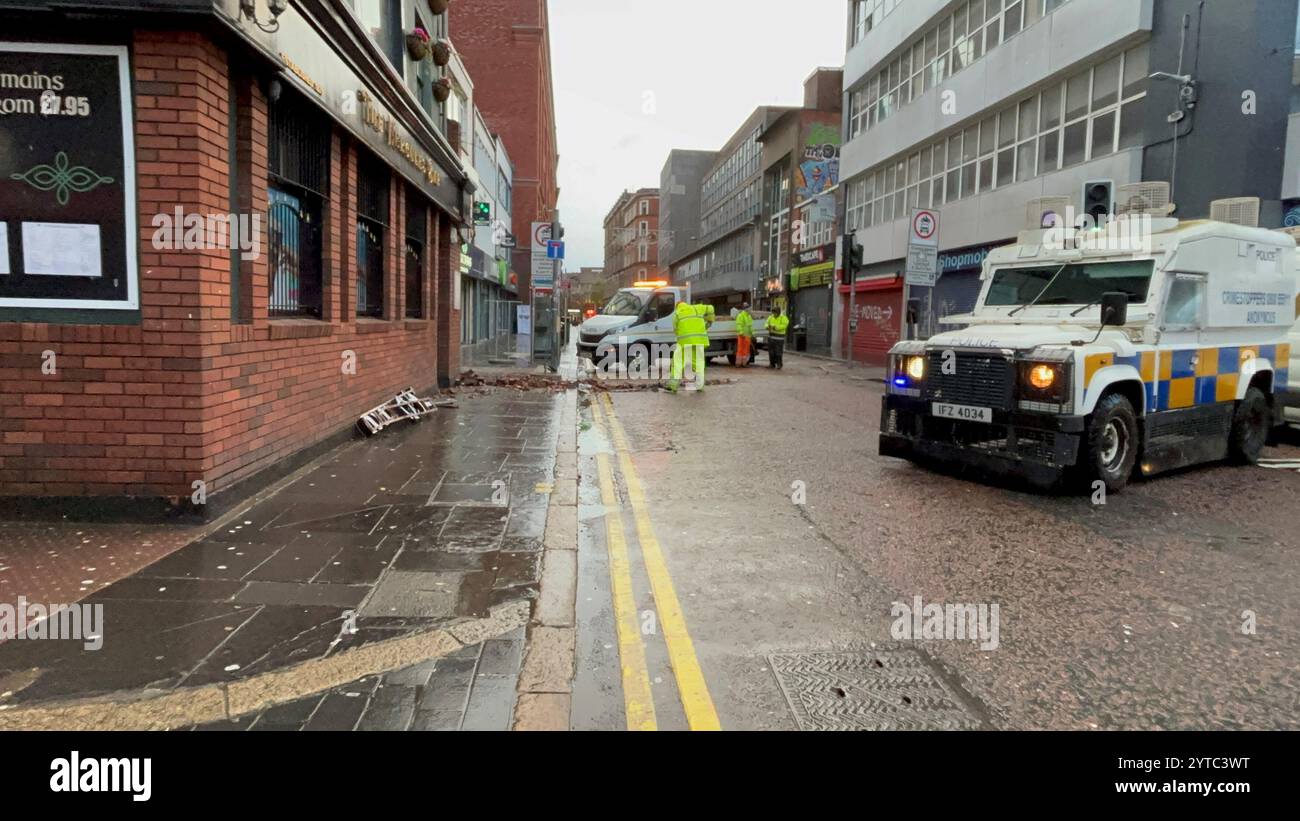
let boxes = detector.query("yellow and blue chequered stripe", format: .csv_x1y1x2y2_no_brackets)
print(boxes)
1085,345,1291,412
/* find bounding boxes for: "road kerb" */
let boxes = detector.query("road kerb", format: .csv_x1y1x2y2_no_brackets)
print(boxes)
514,387,580,731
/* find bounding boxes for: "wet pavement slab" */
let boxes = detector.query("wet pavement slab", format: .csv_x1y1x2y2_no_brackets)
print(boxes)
0,390,562,709
185,628,525,731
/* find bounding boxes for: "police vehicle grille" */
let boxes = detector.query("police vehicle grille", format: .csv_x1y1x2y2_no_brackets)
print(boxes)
924,351,1015,411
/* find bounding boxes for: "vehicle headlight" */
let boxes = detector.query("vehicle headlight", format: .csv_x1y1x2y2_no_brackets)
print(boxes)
1028,364,1056,390
906,355,926,380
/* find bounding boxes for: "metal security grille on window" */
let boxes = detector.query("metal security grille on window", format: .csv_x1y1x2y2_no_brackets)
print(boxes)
268,187,323,317
405,191,427,319
356,156,389,318
268,89,329,197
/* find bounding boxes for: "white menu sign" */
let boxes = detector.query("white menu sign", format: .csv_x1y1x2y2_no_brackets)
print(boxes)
21,222,103,277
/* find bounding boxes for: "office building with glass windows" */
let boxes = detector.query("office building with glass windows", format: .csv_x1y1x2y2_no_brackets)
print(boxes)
837,0,1297,361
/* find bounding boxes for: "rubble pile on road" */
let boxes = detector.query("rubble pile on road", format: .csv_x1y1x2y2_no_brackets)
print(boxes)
582,377,736,393
455,370,579,392
453,370,736,395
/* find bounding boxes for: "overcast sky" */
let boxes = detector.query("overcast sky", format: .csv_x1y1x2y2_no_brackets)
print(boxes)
550,0,848,270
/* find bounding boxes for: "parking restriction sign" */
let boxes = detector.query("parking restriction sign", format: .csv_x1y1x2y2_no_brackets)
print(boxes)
906,208,940,287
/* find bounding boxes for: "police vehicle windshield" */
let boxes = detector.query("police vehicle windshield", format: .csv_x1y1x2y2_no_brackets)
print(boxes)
985,260,1155,307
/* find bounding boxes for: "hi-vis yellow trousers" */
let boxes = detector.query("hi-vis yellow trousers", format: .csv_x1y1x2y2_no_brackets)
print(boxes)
667,343,705,391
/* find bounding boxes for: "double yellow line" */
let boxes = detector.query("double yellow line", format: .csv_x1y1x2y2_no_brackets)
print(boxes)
590,393,721,731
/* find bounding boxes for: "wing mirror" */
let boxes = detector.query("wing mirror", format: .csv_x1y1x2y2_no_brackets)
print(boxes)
1100,292,1128,326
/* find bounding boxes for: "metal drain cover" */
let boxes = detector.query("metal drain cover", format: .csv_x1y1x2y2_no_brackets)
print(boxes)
769,649,983,731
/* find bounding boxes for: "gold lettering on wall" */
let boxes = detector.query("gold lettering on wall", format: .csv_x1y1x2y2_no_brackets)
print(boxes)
278,53,324,96
356,90,443,186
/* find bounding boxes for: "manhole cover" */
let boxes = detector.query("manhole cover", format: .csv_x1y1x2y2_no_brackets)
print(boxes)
769,649,984,731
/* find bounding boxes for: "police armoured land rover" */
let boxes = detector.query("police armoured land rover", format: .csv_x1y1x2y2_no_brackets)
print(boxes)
880,188,1298,492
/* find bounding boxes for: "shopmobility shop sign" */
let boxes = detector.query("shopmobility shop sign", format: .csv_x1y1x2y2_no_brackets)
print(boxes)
0,43,138,310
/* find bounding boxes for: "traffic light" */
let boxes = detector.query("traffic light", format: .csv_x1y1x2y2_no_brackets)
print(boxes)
1082,180,1113,229
841,233,863,284
841,234,864,284
473,201,491,225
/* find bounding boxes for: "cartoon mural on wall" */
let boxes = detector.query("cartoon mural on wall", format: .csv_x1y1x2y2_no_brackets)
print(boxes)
797,122,841,201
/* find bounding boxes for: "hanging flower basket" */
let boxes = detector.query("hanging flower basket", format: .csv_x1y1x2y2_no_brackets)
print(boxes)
431,39,452,67
430,0,450,14
406,28,431,60
433,77,453,103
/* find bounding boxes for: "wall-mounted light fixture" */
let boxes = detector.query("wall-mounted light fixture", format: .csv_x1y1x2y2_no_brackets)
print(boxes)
239,0,288,33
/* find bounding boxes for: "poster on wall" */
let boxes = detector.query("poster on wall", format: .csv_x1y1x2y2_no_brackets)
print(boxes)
0,42,137,310
796,123,841,201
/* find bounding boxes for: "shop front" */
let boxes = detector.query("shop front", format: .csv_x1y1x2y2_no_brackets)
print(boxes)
788,243,835,355
839,272,903,367
910,242,1003,338
0,2,469,511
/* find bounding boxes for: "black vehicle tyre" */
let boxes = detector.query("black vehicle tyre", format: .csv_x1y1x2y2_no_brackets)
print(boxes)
1228,386,1271,465
1083,392,1139,493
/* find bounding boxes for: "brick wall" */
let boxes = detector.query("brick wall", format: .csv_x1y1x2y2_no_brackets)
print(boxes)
449,0,559,292
0,30,462,506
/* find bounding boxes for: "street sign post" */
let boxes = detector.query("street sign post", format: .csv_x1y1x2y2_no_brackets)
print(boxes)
530,221,555,289
905,208,939,287
904,208,940,340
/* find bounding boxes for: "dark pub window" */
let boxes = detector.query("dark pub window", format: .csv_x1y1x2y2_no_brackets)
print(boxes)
267,87,329,317
356,151,389,318
405,187,427,319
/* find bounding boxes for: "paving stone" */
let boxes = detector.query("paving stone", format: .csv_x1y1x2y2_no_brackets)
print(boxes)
92,577,244,602
252,695,323,729
134,541,278,581
356,684,418,731
543,505,577,552
408,709,463,731
476,637,523,677
517,626,575,694
234,581,368,609
513,693,571,731
552,478,578,507
312,542,399,585
460,676,517,731
493,551,541,589
358,571,462,619
382,658,439,687
535,549,577,628
302,691,369,731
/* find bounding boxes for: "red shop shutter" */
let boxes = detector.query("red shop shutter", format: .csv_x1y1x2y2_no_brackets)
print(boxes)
842,285,902,366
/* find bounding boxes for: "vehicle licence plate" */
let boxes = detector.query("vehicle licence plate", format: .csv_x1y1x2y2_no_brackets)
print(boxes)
932,402,993,423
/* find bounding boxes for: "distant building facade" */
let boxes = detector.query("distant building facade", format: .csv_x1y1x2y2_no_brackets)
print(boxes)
658,149,717,273
601,188,662,290
451,0,560,294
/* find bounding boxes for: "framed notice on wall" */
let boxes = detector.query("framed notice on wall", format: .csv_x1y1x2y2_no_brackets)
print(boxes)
0,42,137,310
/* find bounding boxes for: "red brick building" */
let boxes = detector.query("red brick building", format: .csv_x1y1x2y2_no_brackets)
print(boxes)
602,189,663,290
0,1,472,516
449,0,559,293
